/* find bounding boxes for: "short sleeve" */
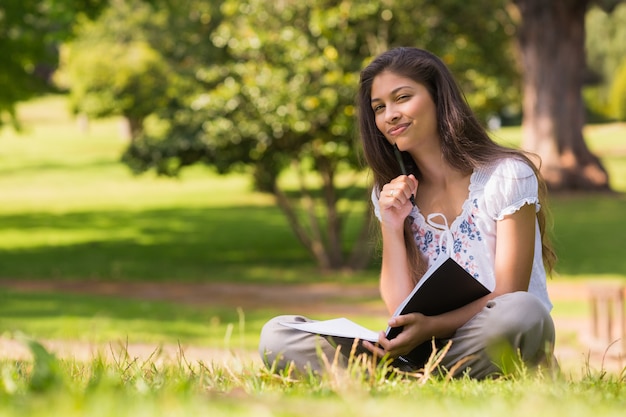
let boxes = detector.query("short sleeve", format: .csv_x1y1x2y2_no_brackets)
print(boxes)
483,158,540,221
371,187,382,221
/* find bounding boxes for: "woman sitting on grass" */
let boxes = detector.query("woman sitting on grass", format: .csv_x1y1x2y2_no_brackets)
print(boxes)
259,47,557,379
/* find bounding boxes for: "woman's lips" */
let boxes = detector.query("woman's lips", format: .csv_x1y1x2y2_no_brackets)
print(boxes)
387,123,410,136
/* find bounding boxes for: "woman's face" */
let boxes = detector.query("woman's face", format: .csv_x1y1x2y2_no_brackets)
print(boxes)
370,70,438,152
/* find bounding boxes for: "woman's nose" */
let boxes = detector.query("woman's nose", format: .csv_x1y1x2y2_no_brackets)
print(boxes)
385,107,400,123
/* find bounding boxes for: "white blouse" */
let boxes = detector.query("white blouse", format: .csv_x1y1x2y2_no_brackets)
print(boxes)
372,157,552,311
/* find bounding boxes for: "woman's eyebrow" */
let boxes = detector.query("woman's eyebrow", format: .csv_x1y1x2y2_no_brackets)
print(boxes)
370,86,413,104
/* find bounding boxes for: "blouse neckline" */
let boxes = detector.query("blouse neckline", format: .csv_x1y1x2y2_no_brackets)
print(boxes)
411,168,479,233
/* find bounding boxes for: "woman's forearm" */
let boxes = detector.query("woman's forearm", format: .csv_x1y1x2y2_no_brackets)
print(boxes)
379,223,416,314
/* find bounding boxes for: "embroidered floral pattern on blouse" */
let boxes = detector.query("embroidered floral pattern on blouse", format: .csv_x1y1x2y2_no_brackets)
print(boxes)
413,200,483,279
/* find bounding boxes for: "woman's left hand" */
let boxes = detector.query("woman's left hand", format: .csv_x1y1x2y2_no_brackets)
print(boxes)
362,313,432,359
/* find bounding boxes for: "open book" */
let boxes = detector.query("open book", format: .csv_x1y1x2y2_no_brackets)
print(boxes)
281,254,491,367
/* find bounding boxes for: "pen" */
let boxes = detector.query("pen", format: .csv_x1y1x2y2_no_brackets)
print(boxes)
393,144,416,207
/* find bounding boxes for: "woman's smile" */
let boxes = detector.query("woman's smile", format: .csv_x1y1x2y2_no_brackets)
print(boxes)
370,70,439,150
387,122,411,137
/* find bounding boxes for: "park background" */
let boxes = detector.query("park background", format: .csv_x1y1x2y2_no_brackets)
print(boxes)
1,1,626,416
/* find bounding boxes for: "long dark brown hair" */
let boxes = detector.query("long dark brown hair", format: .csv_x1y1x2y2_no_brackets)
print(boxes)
357,47,556,281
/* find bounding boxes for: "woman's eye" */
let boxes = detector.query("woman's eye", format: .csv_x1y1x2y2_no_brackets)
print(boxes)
373,105,385,113
397,95,410,101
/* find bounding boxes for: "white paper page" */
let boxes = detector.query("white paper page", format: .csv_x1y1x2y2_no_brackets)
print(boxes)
280,318,379,342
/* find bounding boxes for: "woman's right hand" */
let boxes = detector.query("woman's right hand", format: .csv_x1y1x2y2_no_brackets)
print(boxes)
379,174,418,229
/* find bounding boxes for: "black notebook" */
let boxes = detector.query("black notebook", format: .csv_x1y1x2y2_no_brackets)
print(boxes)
281,254,491,367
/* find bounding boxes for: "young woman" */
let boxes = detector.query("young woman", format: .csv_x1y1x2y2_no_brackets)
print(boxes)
258,47,557,379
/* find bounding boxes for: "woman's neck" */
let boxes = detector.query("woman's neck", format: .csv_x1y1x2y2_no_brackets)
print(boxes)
410,149,473,222
408,145,466,188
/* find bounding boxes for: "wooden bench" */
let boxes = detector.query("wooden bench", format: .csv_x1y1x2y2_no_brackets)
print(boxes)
588,283,625,355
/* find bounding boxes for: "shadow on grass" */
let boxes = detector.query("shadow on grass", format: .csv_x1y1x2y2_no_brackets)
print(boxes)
550,193,626,277
0,205,375,283
0,288,270,347
1,192,624,284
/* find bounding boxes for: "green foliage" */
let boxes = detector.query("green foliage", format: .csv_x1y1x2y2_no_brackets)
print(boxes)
57,41,171,121
608,59,626,120
584,3,626,119
55,0,224,141
124,0,517,178
21,337,65,391
54,0,184,137
0,0,109,128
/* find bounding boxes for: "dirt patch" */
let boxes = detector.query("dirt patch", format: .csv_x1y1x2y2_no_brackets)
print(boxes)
0,279,388,316
0,279,595,311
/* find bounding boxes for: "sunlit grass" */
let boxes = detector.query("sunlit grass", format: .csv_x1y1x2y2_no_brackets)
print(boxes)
0,338,624,417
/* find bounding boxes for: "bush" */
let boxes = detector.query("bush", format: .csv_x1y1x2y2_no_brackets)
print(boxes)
609,59,626,121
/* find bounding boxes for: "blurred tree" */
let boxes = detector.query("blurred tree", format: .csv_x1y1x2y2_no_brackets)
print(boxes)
122,0,517,271
511,0,625,191
55,1,174,139
609,60,626,120
55,0,224,140
585,3,626,120
0,0,108,128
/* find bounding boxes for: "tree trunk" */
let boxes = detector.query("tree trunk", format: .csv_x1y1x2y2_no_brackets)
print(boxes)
119,116,144,142
316,156,343,269
272,157,376,273
513,0,611,191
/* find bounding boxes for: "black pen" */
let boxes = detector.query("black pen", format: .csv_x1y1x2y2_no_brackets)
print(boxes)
393,144,416,207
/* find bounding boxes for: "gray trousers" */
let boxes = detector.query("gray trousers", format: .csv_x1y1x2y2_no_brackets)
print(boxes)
258,291,556,379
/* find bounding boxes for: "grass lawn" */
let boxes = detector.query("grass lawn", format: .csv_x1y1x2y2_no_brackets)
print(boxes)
1,97,625,284
0,96,625,416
